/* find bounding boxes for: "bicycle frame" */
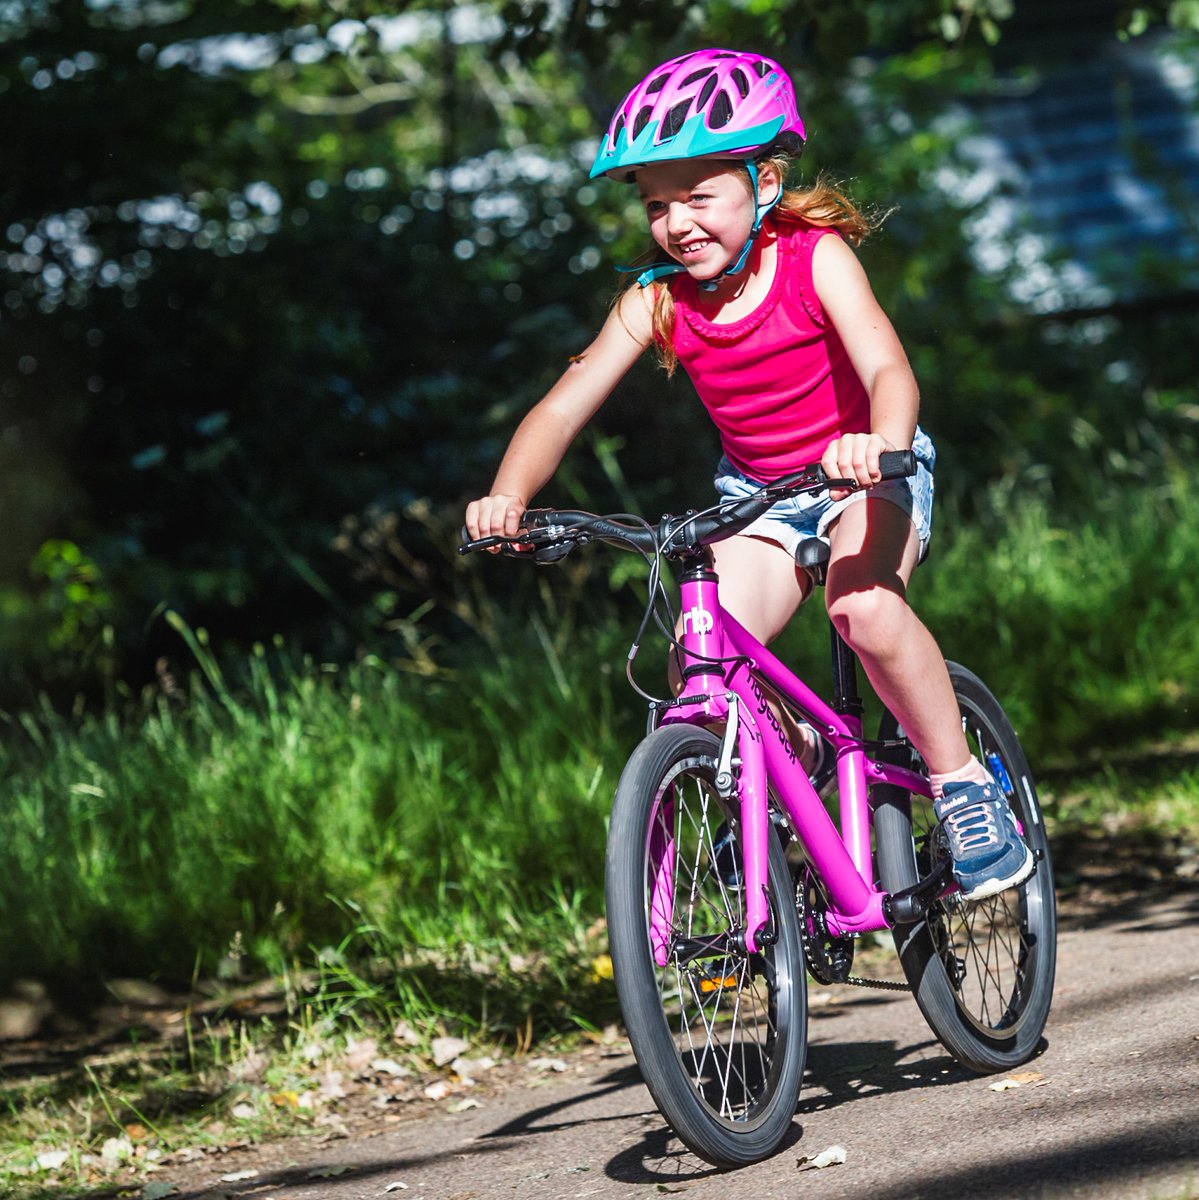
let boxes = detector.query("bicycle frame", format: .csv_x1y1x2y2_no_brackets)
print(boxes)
657,556,931,954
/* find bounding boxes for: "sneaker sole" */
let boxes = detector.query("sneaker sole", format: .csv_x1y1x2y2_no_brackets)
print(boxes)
957,847,1035,902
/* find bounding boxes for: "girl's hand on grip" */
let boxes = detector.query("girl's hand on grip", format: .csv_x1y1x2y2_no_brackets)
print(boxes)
821,433,896,501
465,494,527,551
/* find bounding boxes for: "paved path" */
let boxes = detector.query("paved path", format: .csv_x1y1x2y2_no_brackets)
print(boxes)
157,889,1199,1200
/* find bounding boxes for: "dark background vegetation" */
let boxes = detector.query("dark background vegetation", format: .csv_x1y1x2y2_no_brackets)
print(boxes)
3,0,1196,705
2,0,1198,992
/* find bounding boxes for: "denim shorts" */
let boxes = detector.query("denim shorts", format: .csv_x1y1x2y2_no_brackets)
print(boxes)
713,426,937,559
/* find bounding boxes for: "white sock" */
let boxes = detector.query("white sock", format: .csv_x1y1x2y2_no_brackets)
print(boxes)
929,756,989,803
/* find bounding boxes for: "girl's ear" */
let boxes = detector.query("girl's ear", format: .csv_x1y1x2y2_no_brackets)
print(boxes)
757,161,784,206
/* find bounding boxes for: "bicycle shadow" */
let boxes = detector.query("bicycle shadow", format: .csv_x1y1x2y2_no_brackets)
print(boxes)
599,1032,971,1185
798,1034,972,1114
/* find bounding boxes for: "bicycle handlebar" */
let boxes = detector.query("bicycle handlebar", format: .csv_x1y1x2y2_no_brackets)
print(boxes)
459,449,917,561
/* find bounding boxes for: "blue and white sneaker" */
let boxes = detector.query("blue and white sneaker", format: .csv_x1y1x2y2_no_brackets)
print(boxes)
934,778,1034,901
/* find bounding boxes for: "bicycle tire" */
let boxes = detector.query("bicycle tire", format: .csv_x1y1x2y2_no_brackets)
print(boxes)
874,662,1057,1072
606,724,807,1167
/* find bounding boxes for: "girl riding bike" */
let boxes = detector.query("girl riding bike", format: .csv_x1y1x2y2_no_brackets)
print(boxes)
465,47,1032,902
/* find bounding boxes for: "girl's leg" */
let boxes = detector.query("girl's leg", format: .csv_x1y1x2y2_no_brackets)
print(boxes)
823,497,969,775
669,534,821,767
826,498,1032,898
710,533,811,643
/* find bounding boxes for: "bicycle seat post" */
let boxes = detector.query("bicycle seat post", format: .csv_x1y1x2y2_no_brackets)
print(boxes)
830,626,863,721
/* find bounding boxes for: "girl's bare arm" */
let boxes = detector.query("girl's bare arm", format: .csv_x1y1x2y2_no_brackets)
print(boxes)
466,287,654,540
812,234,920,489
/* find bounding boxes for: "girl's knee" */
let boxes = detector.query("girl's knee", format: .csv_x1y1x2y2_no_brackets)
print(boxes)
826,586,908,652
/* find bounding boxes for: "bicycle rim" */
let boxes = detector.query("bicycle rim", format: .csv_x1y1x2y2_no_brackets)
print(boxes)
877,664,1056,1070
606,725,806,1167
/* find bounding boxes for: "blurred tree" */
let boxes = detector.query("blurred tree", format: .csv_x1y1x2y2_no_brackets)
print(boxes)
1,0,1194,701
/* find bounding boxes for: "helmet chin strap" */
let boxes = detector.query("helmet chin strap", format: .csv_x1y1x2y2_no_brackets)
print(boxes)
633,161,782,290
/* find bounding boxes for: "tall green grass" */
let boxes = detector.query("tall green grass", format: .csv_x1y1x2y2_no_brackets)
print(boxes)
2,469,1198,1035
0,629,631,1036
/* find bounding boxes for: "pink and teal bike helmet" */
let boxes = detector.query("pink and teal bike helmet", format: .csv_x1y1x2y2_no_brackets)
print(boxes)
590,49,806,183
591,49,806,288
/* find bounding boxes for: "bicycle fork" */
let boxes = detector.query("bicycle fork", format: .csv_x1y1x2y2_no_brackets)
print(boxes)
659,555,779,956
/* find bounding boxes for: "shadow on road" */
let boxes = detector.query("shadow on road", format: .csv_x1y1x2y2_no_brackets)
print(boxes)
799,1035,971,1113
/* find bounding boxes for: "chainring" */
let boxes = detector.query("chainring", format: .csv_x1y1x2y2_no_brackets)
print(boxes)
797,869,856,985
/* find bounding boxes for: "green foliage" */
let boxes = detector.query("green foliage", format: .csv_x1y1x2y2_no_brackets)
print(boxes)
0,623,635,1006
4,466,1199,1013
4,0,1192,707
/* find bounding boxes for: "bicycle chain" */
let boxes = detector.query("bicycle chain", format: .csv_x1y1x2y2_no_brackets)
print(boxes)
796,874,910,993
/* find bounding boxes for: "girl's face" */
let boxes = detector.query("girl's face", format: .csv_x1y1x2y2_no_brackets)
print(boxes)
637,159,774,281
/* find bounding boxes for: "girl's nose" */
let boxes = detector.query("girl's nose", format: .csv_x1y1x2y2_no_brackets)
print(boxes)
665,202,692,236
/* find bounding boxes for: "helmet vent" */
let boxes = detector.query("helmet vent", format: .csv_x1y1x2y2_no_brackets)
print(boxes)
611,113,626,146
696,74,718,112
731,68,750,98
662,99,691,139
645,72,671,94
709,89,733,128
632,105,654,139
752,60,770,77
680,67,715,87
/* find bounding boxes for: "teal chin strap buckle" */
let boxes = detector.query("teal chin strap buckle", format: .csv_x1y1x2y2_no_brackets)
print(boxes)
616,161,783,292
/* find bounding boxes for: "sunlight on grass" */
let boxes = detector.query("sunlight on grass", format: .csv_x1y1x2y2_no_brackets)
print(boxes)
2,470,1199,1193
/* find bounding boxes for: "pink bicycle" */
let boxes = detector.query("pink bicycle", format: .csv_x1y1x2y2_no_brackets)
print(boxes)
460,452,1056,1167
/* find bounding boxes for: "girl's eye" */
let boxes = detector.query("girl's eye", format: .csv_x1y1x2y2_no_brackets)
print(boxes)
690,193,710,204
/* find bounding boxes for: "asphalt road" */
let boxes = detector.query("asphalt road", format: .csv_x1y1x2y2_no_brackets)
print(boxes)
155,887,1199,1200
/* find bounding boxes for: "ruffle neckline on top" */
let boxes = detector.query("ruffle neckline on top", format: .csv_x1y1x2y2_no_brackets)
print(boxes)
674,220,792,343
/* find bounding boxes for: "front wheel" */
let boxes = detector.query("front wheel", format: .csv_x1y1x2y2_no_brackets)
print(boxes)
875,663,1057,1073
606,725,807,1168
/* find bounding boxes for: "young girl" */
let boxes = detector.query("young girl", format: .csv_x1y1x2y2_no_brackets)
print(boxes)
465,48,1032,902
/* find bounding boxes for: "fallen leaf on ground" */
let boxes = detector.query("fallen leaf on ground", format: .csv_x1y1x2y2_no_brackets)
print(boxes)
370,1057,411,1077
343,1037,380,1072
452,1055,496,1074
798,1145,847,1169
989,1079,1021,1091
431,1036,470,1066
393,1020,421,1046
448,1098,480,1113
423,1080,451,1101
1010,1071,1045,1084
101,1136,134,1164
383,1184,409,1193
526,1057,568,1072
219,1170,259,1182
308,1165,352,1179
141,1184,178,1200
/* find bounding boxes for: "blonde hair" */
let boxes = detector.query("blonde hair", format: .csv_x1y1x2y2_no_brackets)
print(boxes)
619,157,883,375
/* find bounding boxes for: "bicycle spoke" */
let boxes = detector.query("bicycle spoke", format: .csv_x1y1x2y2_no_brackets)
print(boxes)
644,757,783,1123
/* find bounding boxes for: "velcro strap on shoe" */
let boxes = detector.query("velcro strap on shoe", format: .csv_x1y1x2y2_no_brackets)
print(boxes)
934,781,997,820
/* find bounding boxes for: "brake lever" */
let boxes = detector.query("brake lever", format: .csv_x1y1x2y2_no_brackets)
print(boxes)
458,525,580,560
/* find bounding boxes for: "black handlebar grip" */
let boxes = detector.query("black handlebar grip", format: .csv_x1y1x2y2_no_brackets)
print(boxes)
878,449,917,481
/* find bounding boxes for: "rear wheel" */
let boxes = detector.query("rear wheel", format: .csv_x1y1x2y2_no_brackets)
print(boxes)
606,725,807,1167
874,663,1056,1072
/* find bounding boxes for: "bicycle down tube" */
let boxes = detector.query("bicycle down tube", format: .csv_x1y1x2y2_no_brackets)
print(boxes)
662,561,931,950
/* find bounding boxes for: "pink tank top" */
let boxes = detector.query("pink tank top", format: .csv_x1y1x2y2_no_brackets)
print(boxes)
670,218,870,482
